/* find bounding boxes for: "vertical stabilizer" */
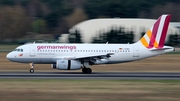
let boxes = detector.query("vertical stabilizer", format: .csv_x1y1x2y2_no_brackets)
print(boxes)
137,14,171,49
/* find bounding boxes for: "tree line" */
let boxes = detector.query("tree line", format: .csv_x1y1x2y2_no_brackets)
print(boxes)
0,0,180,41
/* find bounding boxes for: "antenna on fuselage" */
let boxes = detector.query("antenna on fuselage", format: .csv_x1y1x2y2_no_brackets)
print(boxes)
33,41,36,44
106,42,108,44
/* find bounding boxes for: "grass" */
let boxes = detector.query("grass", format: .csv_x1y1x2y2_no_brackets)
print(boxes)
167,52,180,54
0,45,19,52
0,79,180,101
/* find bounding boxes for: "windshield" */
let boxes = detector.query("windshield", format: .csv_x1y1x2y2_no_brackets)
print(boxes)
13,48,23,52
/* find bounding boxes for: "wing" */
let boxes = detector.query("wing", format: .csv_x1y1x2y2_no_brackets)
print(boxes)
76,53,114,59
54,53,114,64
62,53,113,59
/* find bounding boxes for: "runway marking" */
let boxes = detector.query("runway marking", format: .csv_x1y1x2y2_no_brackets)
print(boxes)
0,72,180,80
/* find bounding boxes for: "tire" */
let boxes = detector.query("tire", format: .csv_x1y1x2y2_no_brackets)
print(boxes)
86,68,92,74
82,68,87,73
30,68,34,73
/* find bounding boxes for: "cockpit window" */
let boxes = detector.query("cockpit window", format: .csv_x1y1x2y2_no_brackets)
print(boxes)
13,48,23,52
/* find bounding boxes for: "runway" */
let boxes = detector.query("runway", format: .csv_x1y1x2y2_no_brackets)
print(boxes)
0,72,180,79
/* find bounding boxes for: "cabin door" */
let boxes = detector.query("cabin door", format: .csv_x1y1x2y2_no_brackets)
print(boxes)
133,46,139,57
30,45,36,57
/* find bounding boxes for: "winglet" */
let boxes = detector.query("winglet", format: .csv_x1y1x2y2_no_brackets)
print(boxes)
138,14,171,49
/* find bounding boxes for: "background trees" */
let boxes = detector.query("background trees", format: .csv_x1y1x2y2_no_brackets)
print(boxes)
0,6,30,40
68,29,82,43
92,27,134,44
0,0,179,45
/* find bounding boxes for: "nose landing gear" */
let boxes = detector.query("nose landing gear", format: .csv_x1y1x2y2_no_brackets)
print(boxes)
29,63,34,73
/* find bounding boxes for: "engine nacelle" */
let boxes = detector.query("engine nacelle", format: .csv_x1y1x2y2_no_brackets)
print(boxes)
51,60,82,70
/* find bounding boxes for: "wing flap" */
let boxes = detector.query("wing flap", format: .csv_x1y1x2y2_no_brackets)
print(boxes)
74,53,114,59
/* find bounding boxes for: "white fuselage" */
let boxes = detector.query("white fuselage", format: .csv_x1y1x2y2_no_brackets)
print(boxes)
6,43,174,64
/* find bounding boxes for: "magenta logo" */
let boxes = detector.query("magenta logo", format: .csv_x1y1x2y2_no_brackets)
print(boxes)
37,45,76,50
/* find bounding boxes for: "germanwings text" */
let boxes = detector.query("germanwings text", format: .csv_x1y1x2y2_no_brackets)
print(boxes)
37,45,76,50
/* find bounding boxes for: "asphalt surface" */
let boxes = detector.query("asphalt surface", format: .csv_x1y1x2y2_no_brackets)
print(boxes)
0,72,180,79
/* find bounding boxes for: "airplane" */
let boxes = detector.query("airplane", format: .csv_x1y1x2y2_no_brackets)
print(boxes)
6,14,174,74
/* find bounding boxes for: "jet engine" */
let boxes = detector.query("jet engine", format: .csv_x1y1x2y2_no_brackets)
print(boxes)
51,60,82,70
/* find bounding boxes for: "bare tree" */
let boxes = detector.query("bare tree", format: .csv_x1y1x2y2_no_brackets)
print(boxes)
64,7,88,28
0,6,31,40
139,2,180,21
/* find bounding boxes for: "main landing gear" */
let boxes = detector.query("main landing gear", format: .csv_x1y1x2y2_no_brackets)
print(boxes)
29,63,34,73
82,68,92,74
82,62,92,74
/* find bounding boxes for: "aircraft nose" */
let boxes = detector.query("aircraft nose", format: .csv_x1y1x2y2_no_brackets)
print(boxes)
6,52,13,60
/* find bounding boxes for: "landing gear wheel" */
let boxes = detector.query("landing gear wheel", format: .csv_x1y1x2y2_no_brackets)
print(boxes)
30,68,34,73
29,62,34,73
86,68,92,74
82,68,87,73
82,68,92,74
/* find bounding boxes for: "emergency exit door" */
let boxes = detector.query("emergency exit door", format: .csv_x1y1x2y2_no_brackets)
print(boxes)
133,46,139,57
